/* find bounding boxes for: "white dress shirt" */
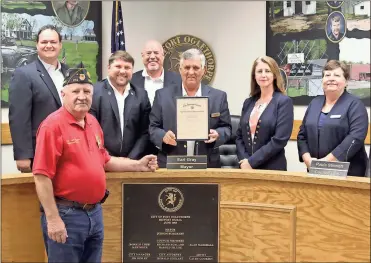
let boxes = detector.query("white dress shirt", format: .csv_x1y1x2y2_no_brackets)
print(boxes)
107,78,131,137
182,84,202,156
39,57,64,104
142,68,165,106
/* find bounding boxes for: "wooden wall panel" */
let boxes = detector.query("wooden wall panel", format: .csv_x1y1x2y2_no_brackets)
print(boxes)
2,122,370,145
1,184,45,262
290,120,370,144
1,123,12,145
2,171,370,263
220,202,296,262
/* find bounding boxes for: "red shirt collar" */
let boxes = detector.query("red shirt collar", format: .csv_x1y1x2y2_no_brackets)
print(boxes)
60,107,93,126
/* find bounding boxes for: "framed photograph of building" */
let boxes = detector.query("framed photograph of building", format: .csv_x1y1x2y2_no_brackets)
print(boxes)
266,1,370,106
1,1,102,108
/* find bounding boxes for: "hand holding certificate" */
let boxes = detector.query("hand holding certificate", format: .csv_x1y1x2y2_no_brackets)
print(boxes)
176,97,209,141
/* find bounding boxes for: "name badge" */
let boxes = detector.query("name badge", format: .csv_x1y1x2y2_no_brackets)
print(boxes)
330,115,341,119
211,112,220,118
67,138,80,145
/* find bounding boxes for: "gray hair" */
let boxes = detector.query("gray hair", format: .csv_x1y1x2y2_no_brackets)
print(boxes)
179,48,206,68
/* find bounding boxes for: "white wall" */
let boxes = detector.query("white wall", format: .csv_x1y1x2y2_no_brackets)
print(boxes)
284,1,295,17
1,1,370,175
103,1,264,115
302,1,316,15
1,108,18,174
355,2,370,16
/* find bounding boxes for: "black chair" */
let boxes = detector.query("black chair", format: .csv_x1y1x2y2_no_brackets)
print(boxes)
219,115,240,168
366,147,370,177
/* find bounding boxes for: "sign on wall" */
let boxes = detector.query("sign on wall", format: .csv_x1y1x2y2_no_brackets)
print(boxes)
162,35,216,85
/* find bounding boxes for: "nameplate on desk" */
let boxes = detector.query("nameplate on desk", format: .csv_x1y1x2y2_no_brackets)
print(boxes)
308,160,350,177
166,156,207,169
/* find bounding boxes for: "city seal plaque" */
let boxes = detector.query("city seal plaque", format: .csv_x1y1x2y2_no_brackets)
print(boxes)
158,187,184,212
162,35,216,85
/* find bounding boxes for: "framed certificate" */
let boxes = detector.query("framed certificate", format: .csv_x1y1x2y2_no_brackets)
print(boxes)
176,97,209,141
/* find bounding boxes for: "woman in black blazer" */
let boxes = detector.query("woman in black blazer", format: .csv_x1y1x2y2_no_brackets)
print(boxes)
236,56,294,170
297,60,369,176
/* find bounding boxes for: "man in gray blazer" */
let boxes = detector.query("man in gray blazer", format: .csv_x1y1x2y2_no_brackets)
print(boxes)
131,39,181,106
149,48,232,168
9,25,68,173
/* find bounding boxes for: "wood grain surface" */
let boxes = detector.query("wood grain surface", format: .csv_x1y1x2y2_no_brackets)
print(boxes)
2,121,370,145
1,183,45,262
1,170,370,262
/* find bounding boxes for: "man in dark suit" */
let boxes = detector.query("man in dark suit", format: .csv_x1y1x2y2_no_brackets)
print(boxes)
131,40,181,156
56,0,85,26
90,51,151,159
131,40,181,106
149,48,232,168
9,24,68,173
327,14,345,42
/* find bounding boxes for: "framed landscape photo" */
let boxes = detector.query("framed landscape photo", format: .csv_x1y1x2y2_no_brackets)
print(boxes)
266,1,370,106
1,0,102,108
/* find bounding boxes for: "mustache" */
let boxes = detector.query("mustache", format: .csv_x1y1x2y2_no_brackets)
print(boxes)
75,100,88,104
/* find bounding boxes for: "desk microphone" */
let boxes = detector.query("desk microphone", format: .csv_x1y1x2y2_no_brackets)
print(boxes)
345,140,355,162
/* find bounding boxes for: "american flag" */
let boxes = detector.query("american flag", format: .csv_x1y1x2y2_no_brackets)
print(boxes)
111,0,126,52
61,48,66,64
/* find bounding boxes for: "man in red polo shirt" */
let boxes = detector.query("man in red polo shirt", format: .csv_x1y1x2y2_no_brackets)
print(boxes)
32,62,157,263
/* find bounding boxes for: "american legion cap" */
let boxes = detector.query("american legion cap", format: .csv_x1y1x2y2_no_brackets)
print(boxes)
63,62,93,86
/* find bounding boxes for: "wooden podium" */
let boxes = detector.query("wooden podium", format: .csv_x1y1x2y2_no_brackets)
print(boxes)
2,169,370,262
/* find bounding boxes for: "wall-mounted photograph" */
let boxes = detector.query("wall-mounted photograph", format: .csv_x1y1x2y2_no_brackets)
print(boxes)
327,1,344,9
1,0,102,108
267,1,370,106
52,1,90,27
326,11,346,43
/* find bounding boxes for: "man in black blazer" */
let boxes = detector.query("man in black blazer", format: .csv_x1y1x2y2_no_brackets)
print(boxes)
9,25,68,173
90,51,151,159
131,40,181,106
149,48,232,168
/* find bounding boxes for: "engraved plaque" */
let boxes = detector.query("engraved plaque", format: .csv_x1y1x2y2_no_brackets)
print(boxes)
309,160,350,177
123,184,219,262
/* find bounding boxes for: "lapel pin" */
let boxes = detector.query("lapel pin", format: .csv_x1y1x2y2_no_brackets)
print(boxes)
41,74,44,76
108,91,111,95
